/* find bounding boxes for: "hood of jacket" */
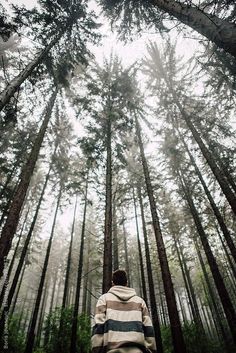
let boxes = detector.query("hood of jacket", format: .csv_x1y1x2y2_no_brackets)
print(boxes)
108,285,137,301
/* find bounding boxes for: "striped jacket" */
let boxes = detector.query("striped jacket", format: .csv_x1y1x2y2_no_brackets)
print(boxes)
91,285,157,353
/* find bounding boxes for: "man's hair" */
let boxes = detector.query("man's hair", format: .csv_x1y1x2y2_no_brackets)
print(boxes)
112,270,128,286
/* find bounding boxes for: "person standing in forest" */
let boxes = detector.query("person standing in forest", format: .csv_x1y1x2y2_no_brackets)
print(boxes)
91,269,157,353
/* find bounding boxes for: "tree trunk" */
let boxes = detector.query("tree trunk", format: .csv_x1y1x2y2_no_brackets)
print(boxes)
207,141,236,194
82,235,91,313
156,51,236,215
112,199,119,271
121,211,131,284
194,238,231,349
176,124,236,265
0,90,57,278
0,207,29,308
3,162,52,317
172,232,202,328
137,185,164,353
36,281,49,347
62,194,78,309
10,260,26,317
0,32,63,111
70,174,89,353
103,114,113,293
171,95,236,215
179,170,236,346
24,186,62,353
57,195,78,353
135,114,187,353
154,0,236,58
133,187,148,303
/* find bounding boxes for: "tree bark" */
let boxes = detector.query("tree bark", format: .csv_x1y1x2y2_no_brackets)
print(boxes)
176,124,236,264
0,89,57,278
62,194,78,309
70,174,89,353
155,50,236,215
133,187,148,303
103,113,113,293
135,114,187,353
137,185,164,353
154,0,236,58
0,32,63,111
24,186,62,353
179,170,236,346
3,162,52,314
172,94,236,215
121,210,131,284
195,239,232,350
0,207,29,308
112,198,119,271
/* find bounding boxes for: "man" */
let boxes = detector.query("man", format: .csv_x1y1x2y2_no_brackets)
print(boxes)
91,269,157,353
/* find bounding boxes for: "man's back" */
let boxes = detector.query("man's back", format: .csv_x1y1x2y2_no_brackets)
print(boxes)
91,285,157,353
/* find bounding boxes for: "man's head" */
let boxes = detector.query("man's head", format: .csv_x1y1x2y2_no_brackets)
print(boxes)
112,269,128,286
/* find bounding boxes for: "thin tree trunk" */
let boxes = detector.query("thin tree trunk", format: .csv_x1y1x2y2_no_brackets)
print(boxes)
62,194,78,309
133,187,148,303
36,281,49,347
155,51,236,215
112,199,119,271
103,114,113,293
121,211,130,284
17,290,28,331
57,195,78,353
195,238,231,348
216,225,236,280
82,237,91,313
176,125,236,264
86,278,92,317
153,0,236,58
177,291,187,325
0,90,57,277
0,207,29,308
10,260,26,317
24,186,62,353
179,170,236,345
2,161,53,318
137,185,164,353
70,174,89,353
0,32,63,111
135,114,187,353
0,158,20,200
171,94,236,215
49,272,59,315
173,233,203,328
207,141,236,194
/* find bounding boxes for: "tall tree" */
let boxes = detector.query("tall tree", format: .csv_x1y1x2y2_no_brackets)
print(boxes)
78,56,137,293
70,171,89,353
142,41,236,216
99,0,236,58
0,0,99,111
137,184,164,353
0,89,57,277
24,185,62,353
134,113,187,353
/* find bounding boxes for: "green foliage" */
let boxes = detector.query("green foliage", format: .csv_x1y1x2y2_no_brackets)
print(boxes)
7,315,25,353
98,0,168,39
160,322,225,353
9,0,101,86
99,0,236,41
43,306,91,353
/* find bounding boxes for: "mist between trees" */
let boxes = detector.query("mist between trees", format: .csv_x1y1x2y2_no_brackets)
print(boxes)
0,1,236,353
